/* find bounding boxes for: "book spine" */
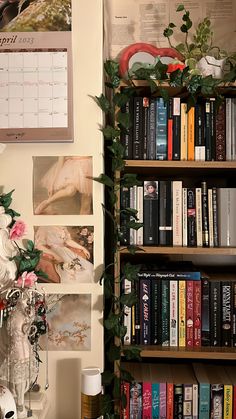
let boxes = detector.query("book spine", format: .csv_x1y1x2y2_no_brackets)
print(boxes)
140,277,151,345
233,385,236,419
199,383,210,419
170,280,178,346
161,279,170,346
205,100,212,161
178,280,186,347
134,279,140,345
120,98,133,159
129,186,135,245
221,281,232,346
174,384,183,419
233,281,236,347
180,102,188,161
201,278,210,346
231,98,236,160
187,106,195,161
168,97,173,160
172,97,181,160
201,181,209,247
152,382,160,419
193,280,201,347
224,384,233,419
142,381,152,419
215,100,226,161
133,97,143,159
187,188,196,246
136,185,143,246
147,98,156,160
159,383,167,419
210,98,216,160
183,384,192,419
159,180,173,246
226,97,232,161
173,180,183,246
123,277,132,345
121,381,130,419
212,187,219,247
130,381,142,418
195,101,205,161
195,187,203,247
186,280,194,347
151,278,161,345
192,384,198,419
120,186,130,245
182,187,188,247
167,383,174,419
210,280,221,346
142,97,149,160
208,188,214,247
210,384,224,419
156,97,168,160
143,180,159,245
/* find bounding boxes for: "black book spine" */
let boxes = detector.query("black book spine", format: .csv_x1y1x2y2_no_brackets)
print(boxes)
210,280,221,346
210,98,216,161
120,98,133,159
133,97,143,159
140,277,151,345
201,181,209,247
221,281,232,346
212,187,219,247
174,384,183,419
142,97,149,160
172,97,181,160
201,278,210,346
187,188,196,247
120,186,130,245
232,281,236,347
132,279,140,345
195,101,204,147
159,180,173,246
205,100,212,161
151,278,161,344
147,98,156,160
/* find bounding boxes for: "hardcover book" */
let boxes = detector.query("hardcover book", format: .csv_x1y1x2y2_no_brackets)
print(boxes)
159,180,173,246
143,180,159,245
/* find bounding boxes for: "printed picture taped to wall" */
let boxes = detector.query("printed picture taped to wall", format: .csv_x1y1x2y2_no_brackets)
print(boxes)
33,156,93,215
34,225,94,284
40,294,91,351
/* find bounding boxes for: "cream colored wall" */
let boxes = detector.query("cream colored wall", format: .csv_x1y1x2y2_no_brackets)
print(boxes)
0,1,104,418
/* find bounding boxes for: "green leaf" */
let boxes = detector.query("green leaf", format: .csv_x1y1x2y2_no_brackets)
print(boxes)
107,343,121,362
116,324,127,339
169,22,176,28
127,221,143,231
102,370,115,386
120,290,138,307
127,245,144,255
176,4,185,11
120,368,134,383
159,88,169,103
93,174,114,187
95,94,111,113
27,240,34,252
104,60,120,79
121,173,141,188
113,376,121,399
163,28,173,38
102,125,120,140
100,394,113,415
5,208,20,218
180,24,188,33
117,111,132,130
175,43,186,54
123,346,142,360
35,269,48,279
122,262,141,281
113,92,130,108
104,313,120,330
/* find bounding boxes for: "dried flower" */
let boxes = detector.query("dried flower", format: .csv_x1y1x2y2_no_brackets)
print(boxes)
16,271,38,288
10,220,26,240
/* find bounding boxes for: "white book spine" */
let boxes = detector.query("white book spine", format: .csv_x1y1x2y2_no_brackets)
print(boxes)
173,180,183,246
136,185,143,245
195,146,205,161
123,278,132,345
208,188,214,247
170,280,178,347
195,187,203,247
182,187,188,247
232,98,236,160
192,384,199,419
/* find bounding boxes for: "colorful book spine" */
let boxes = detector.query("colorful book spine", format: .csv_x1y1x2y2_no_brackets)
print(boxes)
173,180,183,246
224,384,233,419
156,97,168,160
232,282,236,347
161,279,170,346
130,381,142,418
142,381,152,419
170,280,178,347
152,382,160,419
159,383,167,419
167,97,173,160
201,181,209,247
193,280,201,347
167,383,174,419
187,106,195,161
186,280,194,347
178,280,186,347
180,102,188,161
121,381,130,419
140,277,151,345
199,383,210,419
172,97,181,160
123,277,132,345
221,281,232,346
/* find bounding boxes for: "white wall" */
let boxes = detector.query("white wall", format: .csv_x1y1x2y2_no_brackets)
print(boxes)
0,1,104,418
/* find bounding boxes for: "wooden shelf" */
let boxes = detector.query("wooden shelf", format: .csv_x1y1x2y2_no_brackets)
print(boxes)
120,246,236,256
139,346,236,360
125,160,236,169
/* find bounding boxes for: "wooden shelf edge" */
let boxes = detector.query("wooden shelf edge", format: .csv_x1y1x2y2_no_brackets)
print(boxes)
125,160,236,169
139,346,236,360
120,246,236,256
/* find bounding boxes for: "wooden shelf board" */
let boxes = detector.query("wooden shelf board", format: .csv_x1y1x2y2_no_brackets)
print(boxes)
139,346,236,360
125,160,236,169
120,246,236,256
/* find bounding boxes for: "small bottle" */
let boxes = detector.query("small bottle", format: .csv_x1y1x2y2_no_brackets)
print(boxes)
81,367,102,419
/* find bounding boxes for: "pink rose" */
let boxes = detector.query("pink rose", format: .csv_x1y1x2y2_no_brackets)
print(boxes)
10,220,26,240
16,271,38,288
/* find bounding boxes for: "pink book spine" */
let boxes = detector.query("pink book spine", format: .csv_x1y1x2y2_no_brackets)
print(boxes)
186,280,194,347
193,281,201,347
159,382,167,419
142,381,152,419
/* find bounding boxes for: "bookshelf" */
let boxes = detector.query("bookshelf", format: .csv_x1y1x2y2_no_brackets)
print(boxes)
112,79,236,416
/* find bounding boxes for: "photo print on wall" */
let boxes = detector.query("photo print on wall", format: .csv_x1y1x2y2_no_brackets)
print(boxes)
34,225,94,284
40,294,91,351
33,156,93,215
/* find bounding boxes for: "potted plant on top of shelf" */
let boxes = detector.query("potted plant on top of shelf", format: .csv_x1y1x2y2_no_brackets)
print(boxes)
163,4,236,79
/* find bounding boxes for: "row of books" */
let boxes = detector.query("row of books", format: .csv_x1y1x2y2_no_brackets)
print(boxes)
121,96,236,161
120,182,236,248
121,362,236,419
123,271,236,348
